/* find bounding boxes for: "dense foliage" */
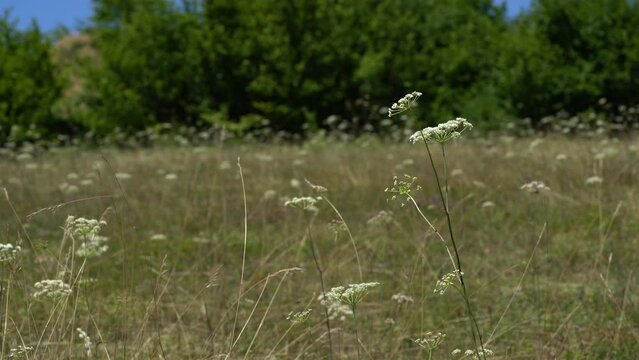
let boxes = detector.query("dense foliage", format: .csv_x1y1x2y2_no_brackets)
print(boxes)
0,13,62,141
2,0,639,142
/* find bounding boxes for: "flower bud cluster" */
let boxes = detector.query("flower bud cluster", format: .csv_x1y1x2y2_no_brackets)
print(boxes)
0,243,21,262
33,279,72,299
409,118,473,144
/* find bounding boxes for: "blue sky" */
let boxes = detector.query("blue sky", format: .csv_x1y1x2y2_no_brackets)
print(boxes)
1,0,533,32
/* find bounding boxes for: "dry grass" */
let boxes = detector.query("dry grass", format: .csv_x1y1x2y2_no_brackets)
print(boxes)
0,136,638,358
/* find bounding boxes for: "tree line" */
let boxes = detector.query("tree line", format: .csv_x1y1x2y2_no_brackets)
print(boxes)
2,0,639,143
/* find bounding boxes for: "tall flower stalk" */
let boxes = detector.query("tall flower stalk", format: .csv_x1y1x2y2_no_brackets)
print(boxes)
389,92,487,358
325,282,379,359
285,196,334,359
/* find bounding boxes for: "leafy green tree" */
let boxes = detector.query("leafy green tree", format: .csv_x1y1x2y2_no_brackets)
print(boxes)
83,0,207,133
497,0,639,123
0,12,62,142
358,0,508,129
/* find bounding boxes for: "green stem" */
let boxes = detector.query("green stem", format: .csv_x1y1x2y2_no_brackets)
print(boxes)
420,135,486,359
441,144,449,210
321,196,363,281
353,307,361,360
305,214,333,360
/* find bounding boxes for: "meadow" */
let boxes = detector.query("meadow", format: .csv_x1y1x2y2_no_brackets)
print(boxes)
0,134,638,359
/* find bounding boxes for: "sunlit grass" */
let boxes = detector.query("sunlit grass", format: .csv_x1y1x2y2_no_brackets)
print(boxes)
0,136,638,358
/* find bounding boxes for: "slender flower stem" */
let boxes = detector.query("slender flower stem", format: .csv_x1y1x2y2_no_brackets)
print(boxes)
321,196,363,281
353,308,361,360
407,195,457,271
441,144,449,210
419,133,486,358
304,214,333,360
230,158,248,350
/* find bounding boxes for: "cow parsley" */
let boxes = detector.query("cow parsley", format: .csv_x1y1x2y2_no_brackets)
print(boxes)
409,118,473,144
388,91,423,117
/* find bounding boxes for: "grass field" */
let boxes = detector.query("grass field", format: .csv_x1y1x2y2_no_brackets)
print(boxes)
1,136,638,359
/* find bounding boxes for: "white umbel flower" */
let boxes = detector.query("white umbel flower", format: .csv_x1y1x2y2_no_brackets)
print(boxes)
8,345,34,358
284,196,322,211
434,271,461,295
367,210,394,227
520,181,550,194
66,216,106,238
33,280,72,299
585,176,603,186
409,118,473,144
76,235,109,258
286,308,312,324
391,293,414,304
388,91,423,117
0,243,21,262
77,328,93,358
325,282,380,310
414,332,446,351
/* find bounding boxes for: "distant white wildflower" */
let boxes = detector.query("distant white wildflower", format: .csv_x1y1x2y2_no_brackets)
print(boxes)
91,161,104,171
461,348,495,359
164,173,178,181
451,168,464,177
328,219,348,235
76,235,108,258
286,308,312,324
414,332,446,351
77,328,93,358
8,345,34,358
451,349,462,356
585,176,603,186
528,138,544,152
409,118,473,144
305,179,328,193
80,179,94,186
395,158,415,170
115,172,132,180
318,294,353,321
388,91,422,117
325,282,380,310
263,189,277,200
284,196,322,212
520,181,550,194
59,183,79,194
218,160,231,171
33,279,72,299
481,201,495,209
15,153,32,162
255,153,274,162
67,172,79,180
66,216,106,238
385,317,396,325
150,234,168,241
391,293,414,305
434,271,461,295
367,210,394,227
0,243,21,262
7,177,21,186
385,175,422,206
290,178,301,188
555,153,568,162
